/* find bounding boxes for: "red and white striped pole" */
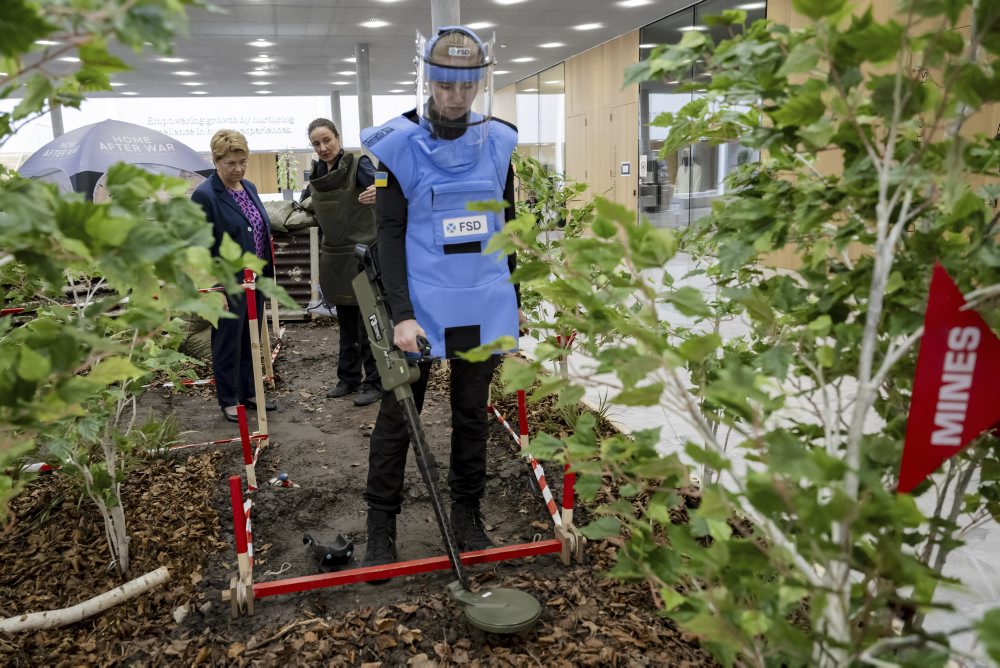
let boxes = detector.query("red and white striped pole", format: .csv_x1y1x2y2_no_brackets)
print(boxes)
237,404,258,491
517,390,562,528
166,433,267,453
243,270,269,447
562,464,576,528
229,475,252,572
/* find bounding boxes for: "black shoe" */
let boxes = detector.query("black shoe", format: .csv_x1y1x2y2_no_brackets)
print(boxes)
221,406,239,423
244,396,276,411
450,501,494,552
362,510,397,584
326,381,360,399
353,385,382,407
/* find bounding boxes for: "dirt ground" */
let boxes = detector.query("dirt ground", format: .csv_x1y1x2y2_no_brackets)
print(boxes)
0,320,716,666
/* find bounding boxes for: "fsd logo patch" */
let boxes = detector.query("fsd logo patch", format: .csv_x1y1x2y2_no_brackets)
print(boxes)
442,214,488,239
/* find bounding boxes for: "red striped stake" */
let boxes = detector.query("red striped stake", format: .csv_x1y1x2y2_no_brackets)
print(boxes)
20,462,57,474
562,464,576,527
243,269,269,448
516,391,562,528
271,326,286,364
229,475,252,574
237,405,258,490
487,404,522,447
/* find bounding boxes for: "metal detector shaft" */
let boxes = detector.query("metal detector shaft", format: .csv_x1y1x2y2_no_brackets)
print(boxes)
397,392,468,589
351,244,468,589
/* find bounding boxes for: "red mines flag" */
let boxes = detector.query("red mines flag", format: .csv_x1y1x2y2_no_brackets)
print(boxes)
898,263,1000,493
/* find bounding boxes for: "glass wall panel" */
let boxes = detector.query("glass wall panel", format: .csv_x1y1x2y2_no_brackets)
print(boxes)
515,74,541,163
639,1,766,228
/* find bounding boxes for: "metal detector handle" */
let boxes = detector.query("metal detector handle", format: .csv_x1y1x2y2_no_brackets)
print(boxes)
404,335,433,361
351,244,421,393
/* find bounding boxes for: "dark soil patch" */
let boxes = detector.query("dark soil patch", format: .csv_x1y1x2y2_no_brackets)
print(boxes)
0,321,715,666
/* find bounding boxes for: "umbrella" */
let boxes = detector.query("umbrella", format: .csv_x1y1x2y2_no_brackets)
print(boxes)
18,119,214,200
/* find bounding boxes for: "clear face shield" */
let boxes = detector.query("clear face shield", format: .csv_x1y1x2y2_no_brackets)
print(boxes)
415,27,495,140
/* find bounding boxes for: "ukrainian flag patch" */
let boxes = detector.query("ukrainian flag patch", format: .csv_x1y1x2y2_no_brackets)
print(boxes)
374,171,388,188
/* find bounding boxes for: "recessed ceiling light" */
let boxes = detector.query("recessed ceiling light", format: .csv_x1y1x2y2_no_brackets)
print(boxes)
344,56,356,63
191,91,208,95
397,80,414,85
737,2,767,8
640,43,657,48
256,90,272,95
330,81,350,85
466,22,494,30
360,19,389,28
539,42,564,48
494,70,511,75
521,88,538,92
337,70,355,76
544,80,562,84
616,0,653,6
249,71,270,76
252,56,272,63
249,39,274,47
121,91,138,96
574,23,603,31
510,57,534,63
181,82,203,86
59,57,80,63
494,0,529,4
251,81,271,86
679,25,709,32
34,40,59,46
110,82,126,87
173,71,197,76
158,57,185,63
389,89,404,93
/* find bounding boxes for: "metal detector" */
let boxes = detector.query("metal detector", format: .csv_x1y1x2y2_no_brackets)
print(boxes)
352,245,542,634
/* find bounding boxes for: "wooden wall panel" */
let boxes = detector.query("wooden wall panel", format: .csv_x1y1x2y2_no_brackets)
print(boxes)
246,152,278,194
565,114,589,199
495,84,516,126
564,31,641,213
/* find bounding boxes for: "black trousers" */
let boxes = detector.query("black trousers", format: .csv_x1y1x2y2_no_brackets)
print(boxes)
212,290,264,408
335,303,380,388
364,356,500,514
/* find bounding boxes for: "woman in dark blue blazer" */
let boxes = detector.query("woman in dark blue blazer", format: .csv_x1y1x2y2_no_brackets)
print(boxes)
191,129,275,422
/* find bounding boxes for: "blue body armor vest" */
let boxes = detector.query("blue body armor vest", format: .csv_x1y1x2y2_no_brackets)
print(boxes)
361,115,518,359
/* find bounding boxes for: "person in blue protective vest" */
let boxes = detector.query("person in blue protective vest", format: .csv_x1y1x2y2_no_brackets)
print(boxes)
358,25,525,576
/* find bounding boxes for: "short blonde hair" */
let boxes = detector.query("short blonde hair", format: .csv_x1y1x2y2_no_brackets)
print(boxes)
210,129,249,162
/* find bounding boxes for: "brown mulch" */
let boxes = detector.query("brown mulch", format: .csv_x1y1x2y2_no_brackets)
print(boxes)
0,353,717,666
0,451,716,666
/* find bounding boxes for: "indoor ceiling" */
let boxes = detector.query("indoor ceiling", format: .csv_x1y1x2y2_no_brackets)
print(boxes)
88,0,694,98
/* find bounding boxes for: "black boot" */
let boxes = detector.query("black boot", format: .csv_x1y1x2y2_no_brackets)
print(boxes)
450,501,494,552
362,510,397,584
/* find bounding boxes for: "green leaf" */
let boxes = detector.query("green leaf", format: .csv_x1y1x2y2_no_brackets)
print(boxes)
17,347,51,381
793,0,848,19
592,215,617,239
219,234,243,262
0,0,54,58
613,383,664,406
500,357,536,391
679,332,721,363
88,356,143,385
668,287,713,318
580,515,623,539
770,80,826,128
817,345,834,367
659,586,686,611
777,43,821,77
978,608,1000,663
